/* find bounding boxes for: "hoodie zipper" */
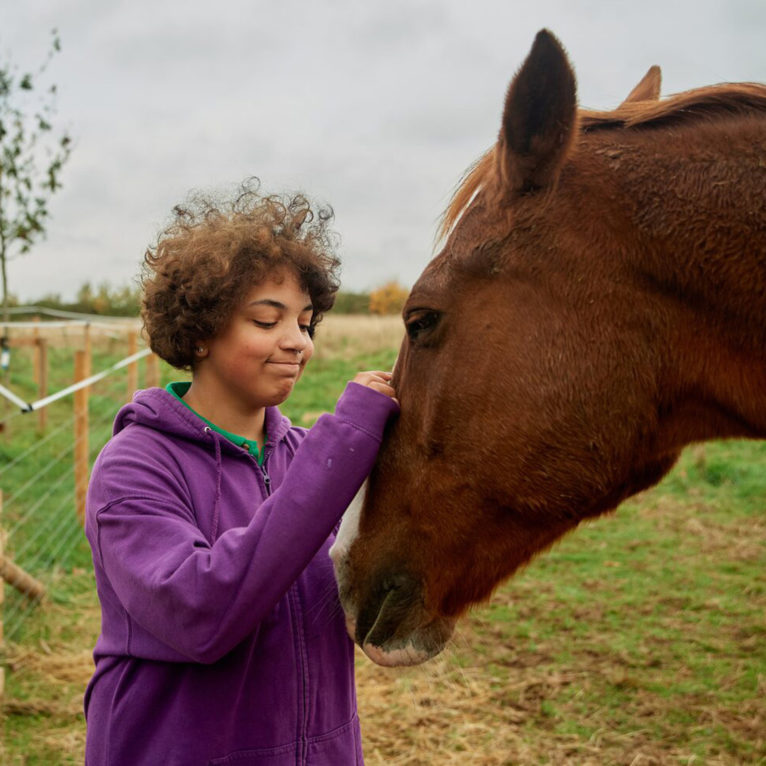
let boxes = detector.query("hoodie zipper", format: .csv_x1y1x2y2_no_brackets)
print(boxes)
261,451,309,764
261,467,272,495
257,444,272,496
289,585,309,764
259,453,308,763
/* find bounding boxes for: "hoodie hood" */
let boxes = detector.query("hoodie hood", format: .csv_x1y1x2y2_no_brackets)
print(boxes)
114,387,294,455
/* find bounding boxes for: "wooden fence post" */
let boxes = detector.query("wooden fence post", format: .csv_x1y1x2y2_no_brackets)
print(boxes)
74,350,90,526
36,337,48,434
145,353,160,389
127,329,138,400
83,323,92,375
32,317,40,385
0,556,46,601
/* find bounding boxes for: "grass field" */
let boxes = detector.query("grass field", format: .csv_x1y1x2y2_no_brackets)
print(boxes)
1,315,764,765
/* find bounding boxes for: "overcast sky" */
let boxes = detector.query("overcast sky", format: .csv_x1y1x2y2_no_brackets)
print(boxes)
3,0,765,301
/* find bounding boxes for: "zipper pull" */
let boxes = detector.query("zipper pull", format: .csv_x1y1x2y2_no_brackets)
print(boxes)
261,467,272,495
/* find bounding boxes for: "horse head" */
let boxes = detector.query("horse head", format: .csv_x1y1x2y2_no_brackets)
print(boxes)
331,30,766,666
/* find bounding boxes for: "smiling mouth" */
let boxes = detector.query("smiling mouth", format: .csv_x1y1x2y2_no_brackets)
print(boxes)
267,361,302,374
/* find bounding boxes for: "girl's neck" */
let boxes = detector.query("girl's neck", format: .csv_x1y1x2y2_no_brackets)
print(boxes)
182,382,266,445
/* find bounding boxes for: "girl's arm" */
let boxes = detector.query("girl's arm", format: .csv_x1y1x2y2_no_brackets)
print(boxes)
88,381,398,663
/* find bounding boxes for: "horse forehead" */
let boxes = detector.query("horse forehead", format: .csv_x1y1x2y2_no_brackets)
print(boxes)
415,232,502,299
412,245,524,317
409,251,453,297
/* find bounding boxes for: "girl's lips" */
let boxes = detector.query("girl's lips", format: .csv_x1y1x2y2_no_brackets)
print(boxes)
267,361,302,374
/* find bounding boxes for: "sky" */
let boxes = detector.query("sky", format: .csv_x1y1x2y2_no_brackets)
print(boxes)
2,0,765,302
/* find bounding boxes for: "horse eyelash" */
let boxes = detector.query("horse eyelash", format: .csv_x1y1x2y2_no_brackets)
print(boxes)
406,311,441,340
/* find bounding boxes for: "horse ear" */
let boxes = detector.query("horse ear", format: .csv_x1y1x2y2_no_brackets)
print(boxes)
620,65,662,105
498,29,577,195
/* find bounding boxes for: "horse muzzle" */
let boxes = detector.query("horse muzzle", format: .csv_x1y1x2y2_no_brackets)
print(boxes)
329,483,455,666
333,556,455,666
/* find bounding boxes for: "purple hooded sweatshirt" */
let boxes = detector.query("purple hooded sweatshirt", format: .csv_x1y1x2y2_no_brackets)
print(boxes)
83,382,398,765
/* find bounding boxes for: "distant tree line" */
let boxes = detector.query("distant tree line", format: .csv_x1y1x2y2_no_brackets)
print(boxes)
7,281,143,317
8,280,410,318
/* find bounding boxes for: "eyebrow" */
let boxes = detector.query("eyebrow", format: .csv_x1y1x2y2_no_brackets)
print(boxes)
248,299,314,312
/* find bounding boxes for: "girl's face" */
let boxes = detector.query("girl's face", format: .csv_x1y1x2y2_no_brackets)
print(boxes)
197,269,315,410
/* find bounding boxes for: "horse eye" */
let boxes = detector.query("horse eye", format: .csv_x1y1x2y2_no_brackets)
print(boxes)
405,310,441,341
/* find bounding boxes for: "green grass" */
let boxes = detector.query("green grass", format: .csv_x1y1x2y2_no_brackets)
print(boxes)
0,342,152,647
438,439,766,763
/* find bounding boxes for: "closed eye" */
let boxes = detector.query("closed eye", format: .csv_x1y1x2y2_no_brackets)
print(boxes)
255,320,314,336
405,310,441,342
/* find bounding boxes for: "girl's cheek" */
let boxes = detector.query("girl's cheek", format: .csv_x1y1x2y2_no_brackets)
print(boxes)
298,357,312,378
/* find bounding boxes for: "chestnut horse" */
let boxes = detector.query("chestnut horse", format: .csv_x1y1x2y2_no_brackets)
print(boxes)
331,30,766,666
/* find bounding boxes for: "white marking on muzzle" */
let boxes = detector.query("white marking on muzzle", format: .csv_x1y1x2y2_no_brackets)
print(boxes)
332,354,397,570
329,480,366,566
362,642,433,667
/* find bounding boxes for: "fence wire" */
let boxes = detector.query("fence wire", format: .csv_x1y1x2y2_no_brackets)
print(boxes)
1,340,157,642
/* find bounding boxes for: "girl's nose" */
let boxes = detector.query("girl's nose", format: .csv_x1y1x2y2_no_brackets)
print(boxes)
281,322,310,352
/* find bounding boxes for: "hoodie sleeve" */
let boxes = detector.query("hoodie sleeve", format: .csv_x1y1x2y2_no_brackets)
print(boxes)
87,382,398,664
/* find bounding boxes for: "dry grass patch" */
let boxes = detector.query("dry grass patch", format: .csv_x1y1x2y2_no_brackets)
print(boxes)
314,314,403,360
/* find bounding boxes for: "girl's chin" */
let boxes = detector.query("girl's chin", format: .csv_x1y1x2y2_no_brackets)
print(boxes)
258,383,297,407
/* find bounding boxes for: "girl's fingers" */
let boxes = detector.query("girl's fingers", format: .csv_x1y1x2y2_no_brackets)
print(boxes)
352,371,397,400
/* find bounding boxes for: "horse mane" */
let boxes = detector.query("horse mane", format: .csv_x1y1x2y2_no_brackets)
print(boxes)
436,149,497,244
438,82,766,243
580,82,766,131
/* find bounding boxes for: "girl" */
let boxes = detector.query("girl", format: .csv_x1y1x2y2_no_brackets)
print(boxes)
83,183,398,765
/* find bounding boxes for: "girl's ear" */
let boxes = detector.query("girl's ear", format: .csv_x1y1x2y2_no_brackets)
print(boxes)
195,344,209,358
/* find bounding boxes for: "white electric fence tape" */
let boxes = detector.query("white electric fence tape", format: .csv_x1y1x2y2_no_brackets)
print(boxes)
0,320,132,331
0,347,152,413
3,306,136,322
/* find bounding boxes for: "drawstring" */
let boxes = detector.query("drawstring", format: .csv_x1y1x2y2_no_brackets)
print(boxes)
204,427,223,543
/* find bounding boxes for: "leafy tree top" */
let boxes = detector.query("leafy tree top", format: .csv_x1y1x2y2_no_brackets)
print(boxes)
0,29,73,297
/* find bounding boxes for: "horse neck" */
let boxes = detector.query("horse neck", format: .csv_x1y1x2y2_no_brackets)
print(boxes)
592,116,766,442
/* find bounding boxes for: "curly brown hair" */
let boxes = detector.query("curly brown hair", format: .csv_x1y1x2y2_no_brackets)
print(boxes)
141,179,341,369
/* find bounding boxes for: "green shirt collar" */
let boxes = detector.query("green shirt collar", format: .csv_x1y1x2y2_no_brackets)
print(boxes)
166,381,265,464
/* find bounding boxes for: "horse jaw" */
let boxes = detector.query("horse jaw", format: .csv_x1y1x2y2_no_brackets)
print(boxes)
330,482,456,666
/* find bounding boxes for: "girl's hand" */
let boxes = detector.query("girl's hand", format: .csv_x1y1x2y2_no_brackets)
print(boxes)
352,370,397,402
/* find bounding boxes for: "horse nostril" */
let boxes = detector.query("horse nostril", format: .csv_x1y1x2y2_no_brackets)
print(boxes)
355,571,421,649
381,576,404,593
